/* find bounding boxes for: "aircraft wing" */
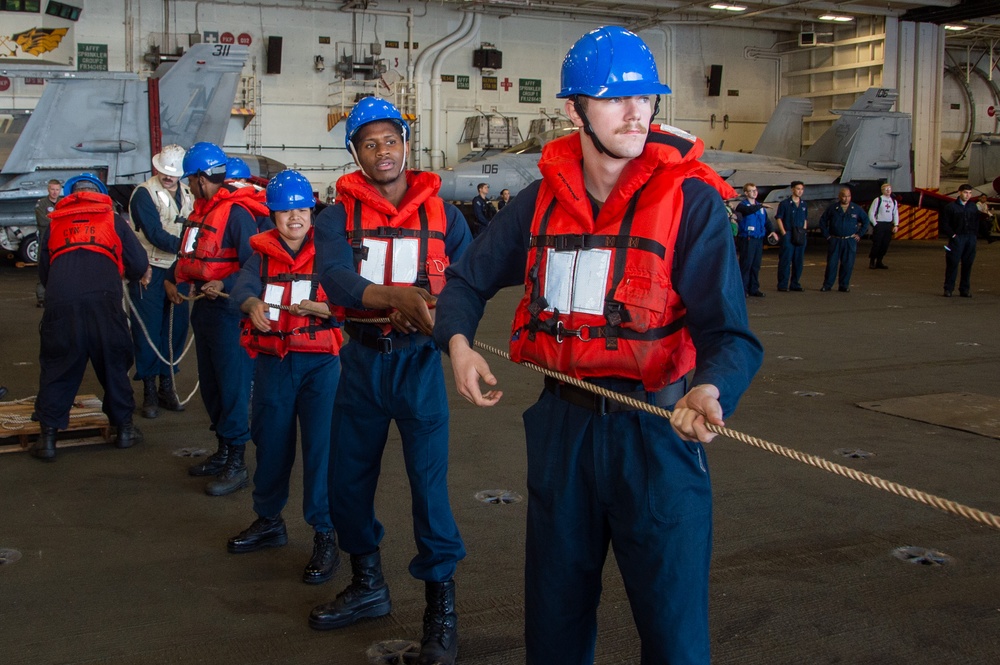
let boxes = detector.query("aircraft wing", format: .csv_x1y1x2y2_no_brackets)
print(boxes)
2,75,147,180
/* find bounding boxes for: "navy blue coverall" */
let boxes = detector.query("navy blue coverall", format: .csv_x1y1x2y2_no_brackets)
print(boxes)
818,201,869,291
434,178,763,665
314,197,471,582
37,212,149,429
230,242,341,534
940,198,981,296
775,196,808,290
128,186,190,380
734,197,768,295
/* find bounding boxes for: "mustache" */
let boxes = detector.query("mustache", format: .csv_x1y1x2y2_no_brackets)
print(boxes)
614,124,648,135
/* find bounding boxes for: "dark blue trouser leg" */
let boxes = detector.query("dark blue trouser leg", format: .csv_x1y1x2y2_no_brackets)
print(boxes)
37,298,135,429
776,238,792,288
190,300,251,445
522,391,712,665
329,340,464,581
129,268,190,379
790,242,805,288
838,239,857,289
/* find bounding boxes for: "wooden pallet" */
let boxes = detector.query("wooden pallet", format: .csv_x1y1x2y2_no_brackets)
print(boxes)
0,394,112,454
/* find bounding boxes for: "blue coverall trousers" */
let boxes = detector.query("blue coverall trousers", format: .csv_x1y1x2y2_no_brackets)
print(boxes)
36,296,136,429
944,233,977,295
522,382,712,665
736,235,764,295
776,235,805,290
251,352,340,531
128,267,190,380
328,337,465,582
190,299,251,447
822,237,857,290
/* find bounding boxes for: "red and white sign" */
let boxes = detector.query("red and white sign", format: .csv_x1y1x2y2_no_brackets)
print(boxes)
220,32,236,44
0,77,10,92
988,106,996,118
238,33,253,46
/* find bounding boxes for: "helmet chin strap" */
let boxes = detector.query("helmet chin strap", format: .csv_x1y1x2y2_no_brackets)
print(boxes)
574,98,624,160
573,95,662,160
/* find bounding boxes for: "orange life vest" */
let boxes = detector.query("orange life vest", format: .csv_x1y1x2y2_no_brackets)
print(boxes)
175,186,270,283
47,191,124,275
509,125,736,391
336,170,450,331
240,228,344,359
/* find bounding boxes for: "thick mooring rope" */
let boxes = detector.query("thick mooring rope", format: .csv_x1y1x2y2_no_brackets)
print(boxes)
471,340,1000,532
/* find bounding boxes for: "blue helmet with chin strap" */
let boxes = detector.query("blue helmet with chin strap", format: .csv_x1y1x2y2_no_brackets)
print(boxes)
557,26,671,99
266,170,315,211
182,142,228,178
226,156,251,179
63,173,108,196
344,97,410,150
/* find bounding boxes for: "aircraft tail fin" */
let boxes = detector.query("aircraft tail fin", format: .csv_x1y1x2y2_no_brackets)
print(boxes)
752,96,813,159
156,43,249,149
801,88,913,192
2,43,248,185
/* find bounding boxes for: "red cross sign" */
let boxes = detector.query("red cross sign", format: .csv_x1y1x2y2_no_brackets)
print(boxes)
500,78,513,92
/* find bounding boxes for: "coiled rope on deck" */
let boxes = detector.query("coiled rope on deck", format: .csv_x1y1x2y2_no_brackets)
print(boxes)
469,340,1000,532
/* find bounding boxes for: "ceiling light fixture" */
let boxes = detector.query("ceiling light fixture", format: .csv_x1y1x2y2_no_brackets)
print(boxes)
943,24,968,31
710,3,747,12
819,14,854,22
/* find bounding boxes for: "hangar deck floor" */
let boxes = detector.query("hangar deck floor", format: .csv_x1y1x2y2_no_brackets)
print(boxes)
1,239,998,665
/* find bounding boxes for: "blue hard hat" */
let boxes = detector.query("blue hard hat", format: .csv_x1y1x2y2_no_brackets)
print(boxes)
182,142,228,178
63,173,108,196
557,26,671,99
226,156,251,179
344,97,410,150
266,170,316,211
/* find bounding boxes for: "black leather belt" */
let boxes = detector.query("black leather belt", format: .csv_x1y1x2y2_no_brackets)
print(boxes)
543,376,685,416
344,323,431,354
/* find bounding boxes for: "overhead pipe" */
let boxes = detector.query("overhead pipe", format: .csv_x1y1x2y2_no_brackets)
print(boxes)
413,12,474,169
430,13,481,170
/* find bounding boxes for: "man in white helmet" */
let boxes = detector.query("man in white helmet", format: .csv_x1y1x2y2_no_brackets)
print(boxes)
127,144,194,419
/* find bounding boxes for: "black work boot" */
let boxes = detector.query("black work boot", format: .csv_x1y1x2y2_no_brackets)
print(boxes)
158,375,184,412
189,438,228,476
205,444,249,496
303,530,341,585
140,377,159,419
309,549,391,630
115,420,144,449
227,515,288,553
416,580,458,665
30,425,58,462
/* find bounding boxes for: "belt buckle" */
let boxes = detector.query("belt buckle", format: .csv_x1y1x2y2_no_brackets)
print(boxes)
377,336,393,354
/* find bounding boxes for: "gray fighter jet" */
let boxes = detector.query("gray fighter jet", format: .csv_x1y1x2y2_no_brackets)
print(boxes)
437,87,913,217
0,43,249,262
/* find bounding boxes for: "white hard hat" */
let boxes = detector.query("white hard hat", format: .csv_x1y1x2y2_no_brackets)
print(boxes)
152,144,186,177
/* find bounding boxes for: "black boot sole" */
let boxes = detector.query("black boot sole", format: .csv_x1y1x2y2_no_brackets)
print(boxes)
140,407,159,419
308,598,392,630
228,533,288,554
30,449,56,462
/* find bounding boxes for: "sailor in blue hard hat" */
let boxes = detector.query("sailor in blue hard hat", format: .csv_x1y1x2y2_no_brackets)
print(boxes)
433,26,762,665
557,25,671,160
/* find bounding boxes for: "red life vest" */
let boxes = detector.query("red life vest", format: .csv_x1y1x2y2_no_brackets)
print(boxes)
509,125,736,391
240,228,344,359
47,191,124,275
336,170,450,331
175,186,270,283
